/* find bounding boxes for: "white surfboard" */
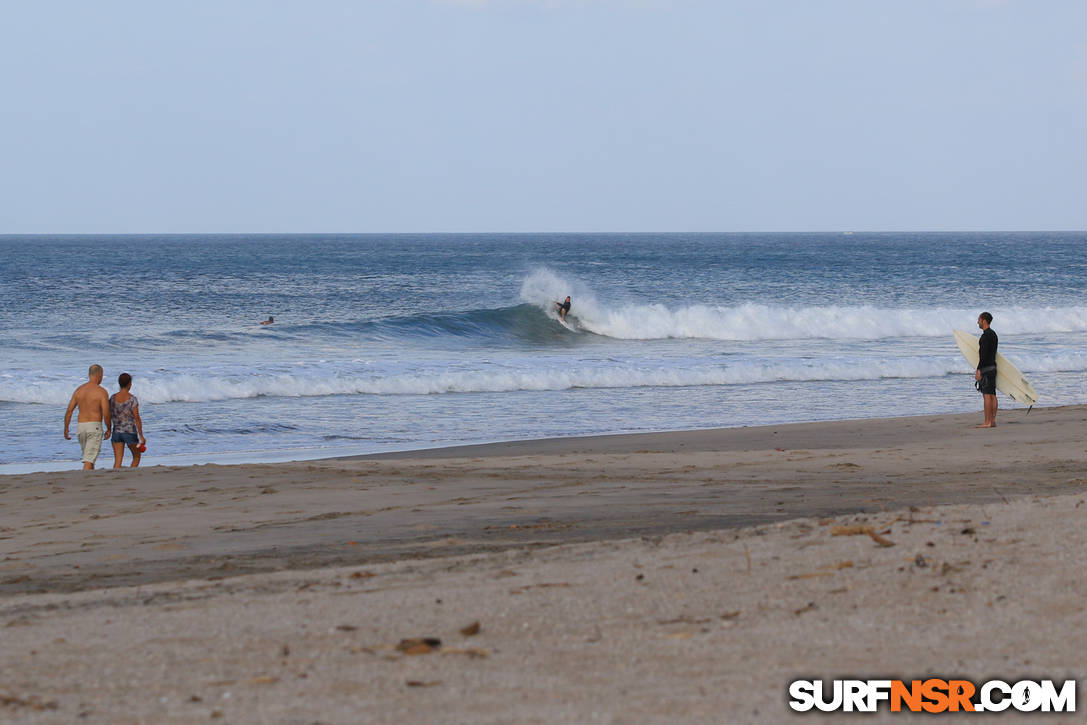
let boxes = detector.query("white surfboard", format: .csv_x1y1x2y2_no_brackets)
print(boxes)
953,329,1038,409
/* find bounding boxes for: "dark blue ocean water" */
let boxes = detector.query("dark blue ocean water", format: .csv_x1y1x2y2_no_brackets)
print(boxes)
2,232,1085,472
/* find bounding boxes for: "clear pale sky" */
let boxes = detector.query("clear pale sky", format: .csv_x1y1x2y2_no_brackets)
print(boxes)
2,0,1084,233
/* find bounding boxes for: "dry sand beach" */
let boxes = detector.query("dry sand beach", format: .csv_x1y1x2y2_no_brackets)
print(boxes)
3,406,1087,723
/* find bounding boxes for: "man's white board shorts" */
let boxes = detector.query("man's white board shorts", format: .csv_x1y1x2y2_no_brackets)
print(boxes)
77,421,103,464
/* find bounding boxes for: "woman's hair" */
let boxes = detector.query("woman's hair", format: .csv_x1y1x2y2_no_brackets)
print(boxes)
118,372,133,389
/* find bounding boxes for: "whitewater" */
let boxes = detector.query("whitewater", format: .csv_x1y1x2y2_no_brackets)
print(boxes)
2,232,1085,471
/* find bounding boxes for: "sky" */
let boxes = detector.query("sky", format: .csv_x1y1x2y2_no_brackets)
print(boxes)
1,0,1084,233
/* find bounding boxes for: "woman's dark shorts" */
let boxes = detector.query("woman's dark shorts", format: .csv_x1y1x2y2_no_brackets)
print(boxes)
111,431,139,445
976,370,997,396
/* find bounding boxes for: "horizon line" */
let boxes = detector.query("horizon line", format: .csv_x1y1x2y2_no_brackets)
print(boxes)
2,229,1085,237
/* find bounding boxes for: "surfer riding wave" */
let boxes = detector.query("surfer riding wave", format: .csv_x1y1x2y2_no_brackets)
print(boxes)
554,296,571,322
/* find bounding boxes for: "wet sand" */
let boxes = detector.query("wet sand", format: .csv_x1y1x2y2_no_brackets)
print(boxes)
2,406,1086,722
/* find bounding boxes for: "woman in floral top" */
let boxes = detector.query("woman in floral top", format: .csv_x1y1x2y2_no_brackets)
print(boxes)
110,372,147,467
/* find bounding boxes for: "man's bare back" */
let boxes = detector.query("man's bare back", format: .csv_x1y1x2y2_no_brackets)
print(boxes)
68,381,109,423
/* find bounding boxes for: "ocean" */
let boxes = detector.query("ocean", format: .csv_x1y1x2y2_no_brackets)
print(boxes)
2,232,1085,473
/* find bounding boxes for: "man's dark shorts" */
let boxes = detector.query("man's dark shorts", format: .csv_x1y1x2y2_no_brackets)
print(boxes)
111,431,138,445
977,369,997,396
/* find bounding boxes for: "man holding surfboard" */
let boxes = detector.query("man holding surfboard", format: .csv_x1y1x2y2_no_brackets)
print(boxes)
975,312,998,428
953,315,1036,417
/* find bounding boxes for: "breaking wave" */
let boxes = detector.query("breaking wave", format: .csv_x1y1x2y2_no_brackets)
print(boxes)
5,350,1086,404
518,269,1087,341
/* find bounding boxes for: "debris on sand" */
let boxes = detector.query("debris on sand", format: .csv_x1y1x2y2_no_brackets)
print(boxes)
830,525,895,547
787,560,854,580
247,676,279,685
794,602,817,616
440,647,489,658
0,693,59,711
396,638,442,655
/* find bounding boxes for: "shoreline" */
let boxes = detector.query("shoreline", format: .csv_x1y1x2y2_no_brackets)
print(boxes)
353,404,1034,460
0,401,1015,476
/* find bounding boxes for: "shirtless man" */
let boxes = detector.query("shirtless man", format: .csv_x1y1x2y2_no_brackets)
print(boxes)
63,364,112,470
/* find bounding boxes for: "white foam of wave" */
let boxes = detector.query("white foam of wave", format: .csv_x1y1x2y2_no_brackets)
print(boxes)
6,351,1086,404
518,268,1087,341
518,267,602,322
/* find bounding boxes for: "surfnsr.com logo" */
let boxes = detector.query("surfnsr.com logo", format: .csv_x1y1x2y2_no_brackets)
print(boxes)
788,679,1076,713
